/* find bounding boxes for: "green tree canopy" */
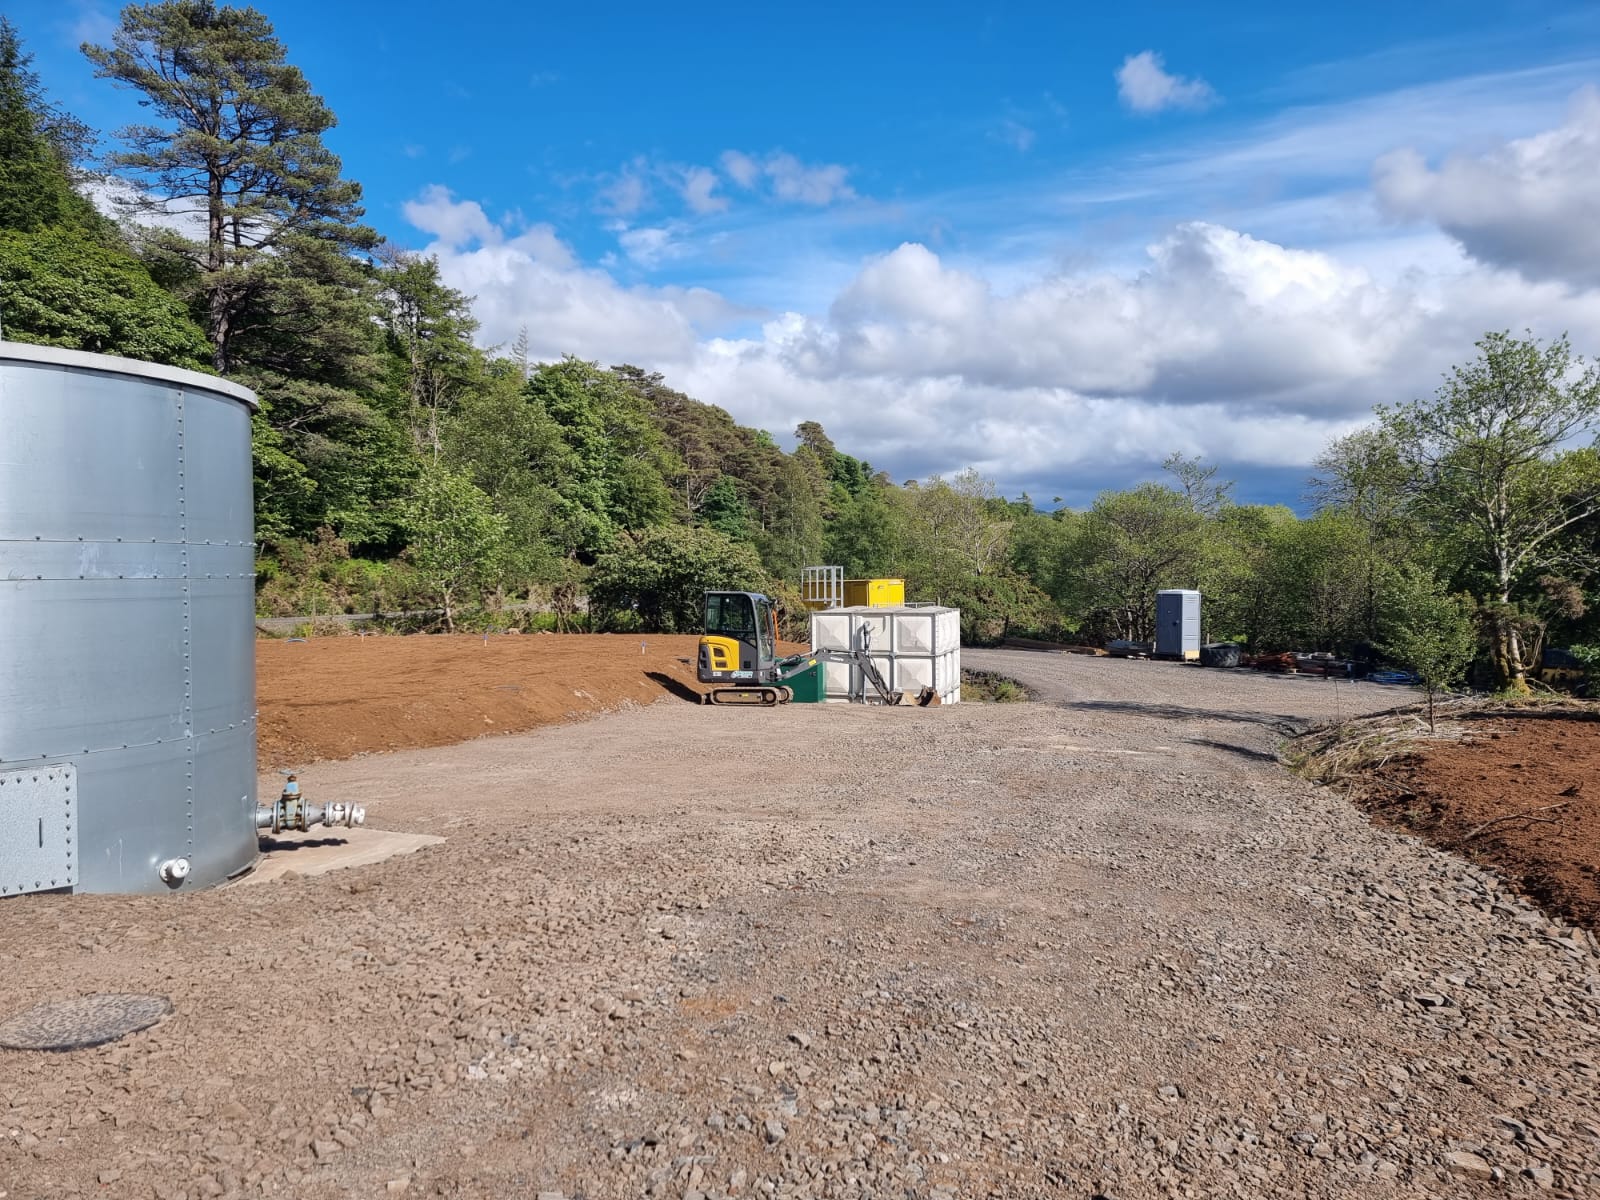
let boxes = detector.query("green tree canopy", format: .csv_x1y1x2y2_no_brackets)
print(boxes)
403,460,507,632
1379,567,1478,730
589,525,770,633
0,17,97,236
0,18,210,365
528,358,679,558
377,246,481,454
1064,483,1204,643
0,227,211,364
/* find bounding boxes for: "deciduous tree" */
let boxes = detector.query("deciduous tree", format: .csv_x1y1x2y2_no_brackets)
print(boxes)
1163,451,1234,517
1065,483,1204,642
589,525,768,633
403,461,507,632
1379,567,1478,731
1380,332,1600,690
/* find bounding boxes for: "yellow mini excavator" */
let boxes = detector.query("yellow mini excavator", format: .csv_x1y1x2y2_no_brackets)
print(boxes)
697,590,900,706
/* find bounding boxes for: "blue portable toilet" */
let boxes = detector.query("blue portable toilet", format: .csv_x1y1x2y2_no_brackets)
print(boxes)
1155,590,1201,661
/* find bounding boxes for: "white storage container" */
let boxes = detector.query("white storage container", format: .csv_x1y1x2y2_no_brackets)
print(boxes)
853,609,894,655
820,652,895,702
822,658,853,698
809,605,962,703
891,651,961,697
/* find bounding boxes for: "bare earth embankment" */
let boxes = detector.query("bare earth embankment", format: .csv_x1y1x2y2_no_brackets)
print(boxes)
255,633,710,765
1296,705,1600,931
3,649,1598,1200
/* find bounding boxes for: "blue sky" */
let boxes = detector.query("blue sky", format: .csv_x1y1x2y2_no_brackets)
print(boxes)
11,1,1600,506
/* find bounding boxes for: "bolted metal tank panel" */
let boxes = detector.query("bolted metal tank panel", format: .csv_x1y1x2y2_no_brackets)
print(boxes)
0,343,259,895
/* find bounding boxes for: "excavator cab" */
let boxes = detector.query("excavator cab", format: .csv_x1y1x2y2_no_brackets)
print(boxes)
699,591,788,704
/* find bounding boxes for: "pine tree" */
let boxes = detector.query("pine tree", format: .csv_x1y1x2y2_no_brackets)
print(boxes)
376,246,481,456
84,2,375,372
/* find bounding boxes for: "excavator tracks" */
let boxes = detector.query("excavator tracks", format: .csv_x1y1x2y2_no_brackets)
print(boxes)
704,686,793,706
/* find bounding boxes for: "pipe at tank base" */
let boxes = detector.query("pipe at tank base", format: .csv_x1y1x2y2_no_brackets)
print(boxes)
254,798,367,834
158,857,191,885
321,802,366,829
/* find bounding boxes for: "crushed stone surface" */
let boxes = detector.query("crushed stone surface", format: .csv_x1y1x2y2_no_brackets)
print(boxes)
3,651,1598,1199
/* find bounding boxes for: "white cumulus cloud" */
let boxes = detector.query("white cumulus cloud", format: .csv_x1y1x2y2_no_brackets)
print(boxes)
786,225,1420,409
617,225,693,269
402,184,499,248
401,88,1600,501
718,150,855,205
677,166,728,214
406,188,731,365
672,225,1600,498
1116,50,1217,114
1373,86,1600,286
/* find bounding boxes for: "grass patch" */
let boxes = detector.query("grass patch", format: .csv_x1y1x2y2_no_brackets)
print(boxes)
1286,694,1598,798
961,669,1033,703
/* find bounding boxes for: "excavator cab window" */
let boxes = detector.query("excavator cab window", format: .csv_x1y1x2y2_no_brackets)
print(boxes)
705,592,754,637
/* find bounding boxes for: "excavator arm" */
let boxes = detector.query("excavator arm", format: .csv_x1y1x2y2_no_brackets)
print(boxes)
777,648,902,706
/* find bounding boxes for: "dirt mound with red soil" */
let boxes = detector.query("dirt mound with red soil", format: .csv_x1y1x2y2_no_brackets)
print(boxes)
256,632,809,767
256,633,707,767
1354,711,1600,929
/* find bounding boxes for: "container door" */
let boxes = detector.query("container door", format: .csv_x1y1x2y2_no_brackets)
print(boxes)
1155,594,1175,655
1183,592,1202,653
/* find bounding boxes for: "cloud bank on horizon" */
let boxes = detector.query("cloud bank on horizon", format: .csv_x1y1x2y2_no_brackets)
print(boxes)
403,57,1600,508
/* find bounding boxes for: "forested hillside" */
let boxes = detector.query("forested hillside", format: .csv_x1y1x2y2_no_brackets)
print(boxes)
2,6,1598,693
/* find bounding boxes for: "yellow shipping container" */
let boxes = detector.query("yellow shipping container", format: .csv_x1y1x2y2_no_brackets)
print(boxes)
843,578,906,608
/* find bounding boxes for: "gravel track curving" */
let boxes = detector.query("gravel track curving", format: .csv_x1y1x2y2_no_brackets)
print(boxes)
2,650,1597,1200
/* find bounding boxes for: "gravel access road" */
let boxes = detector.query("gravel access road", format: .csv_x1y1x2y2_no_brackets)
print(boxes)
3,652,1598,1200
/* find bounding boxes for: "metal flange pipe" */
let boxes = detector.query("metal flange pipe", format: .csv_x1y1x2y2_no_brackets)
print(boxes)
255,793,366,834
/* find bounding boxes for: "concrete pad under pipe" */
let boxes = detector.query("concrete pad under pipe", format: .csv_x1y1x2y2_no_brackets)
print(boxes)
231,826,444,886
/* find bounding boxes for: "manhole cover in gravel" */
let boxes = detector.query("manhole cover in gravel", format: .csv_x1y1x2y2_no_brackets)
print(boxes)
0,994,172,1051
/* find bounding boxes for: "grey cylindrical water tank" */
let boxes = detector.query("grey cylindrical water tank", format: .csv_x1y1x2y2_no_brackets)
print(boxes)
0,342,259,895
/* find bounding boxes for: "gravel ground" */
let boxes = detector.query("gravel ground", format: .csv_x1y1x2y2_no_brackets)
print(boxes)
3,652,1598,1200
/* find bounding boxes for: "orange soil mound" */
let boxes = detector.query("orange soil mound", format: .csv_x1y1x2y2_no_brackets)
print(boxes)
1357,712,1600,929
256,632,808,767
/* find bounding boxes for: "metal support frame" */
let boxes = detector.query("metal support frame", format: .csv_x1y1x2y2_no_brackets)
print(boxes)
800,565,844,610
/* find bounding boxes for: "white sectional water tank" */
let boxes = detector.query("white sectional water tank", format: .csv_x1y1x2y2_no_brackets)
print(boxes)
809,605,961,704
